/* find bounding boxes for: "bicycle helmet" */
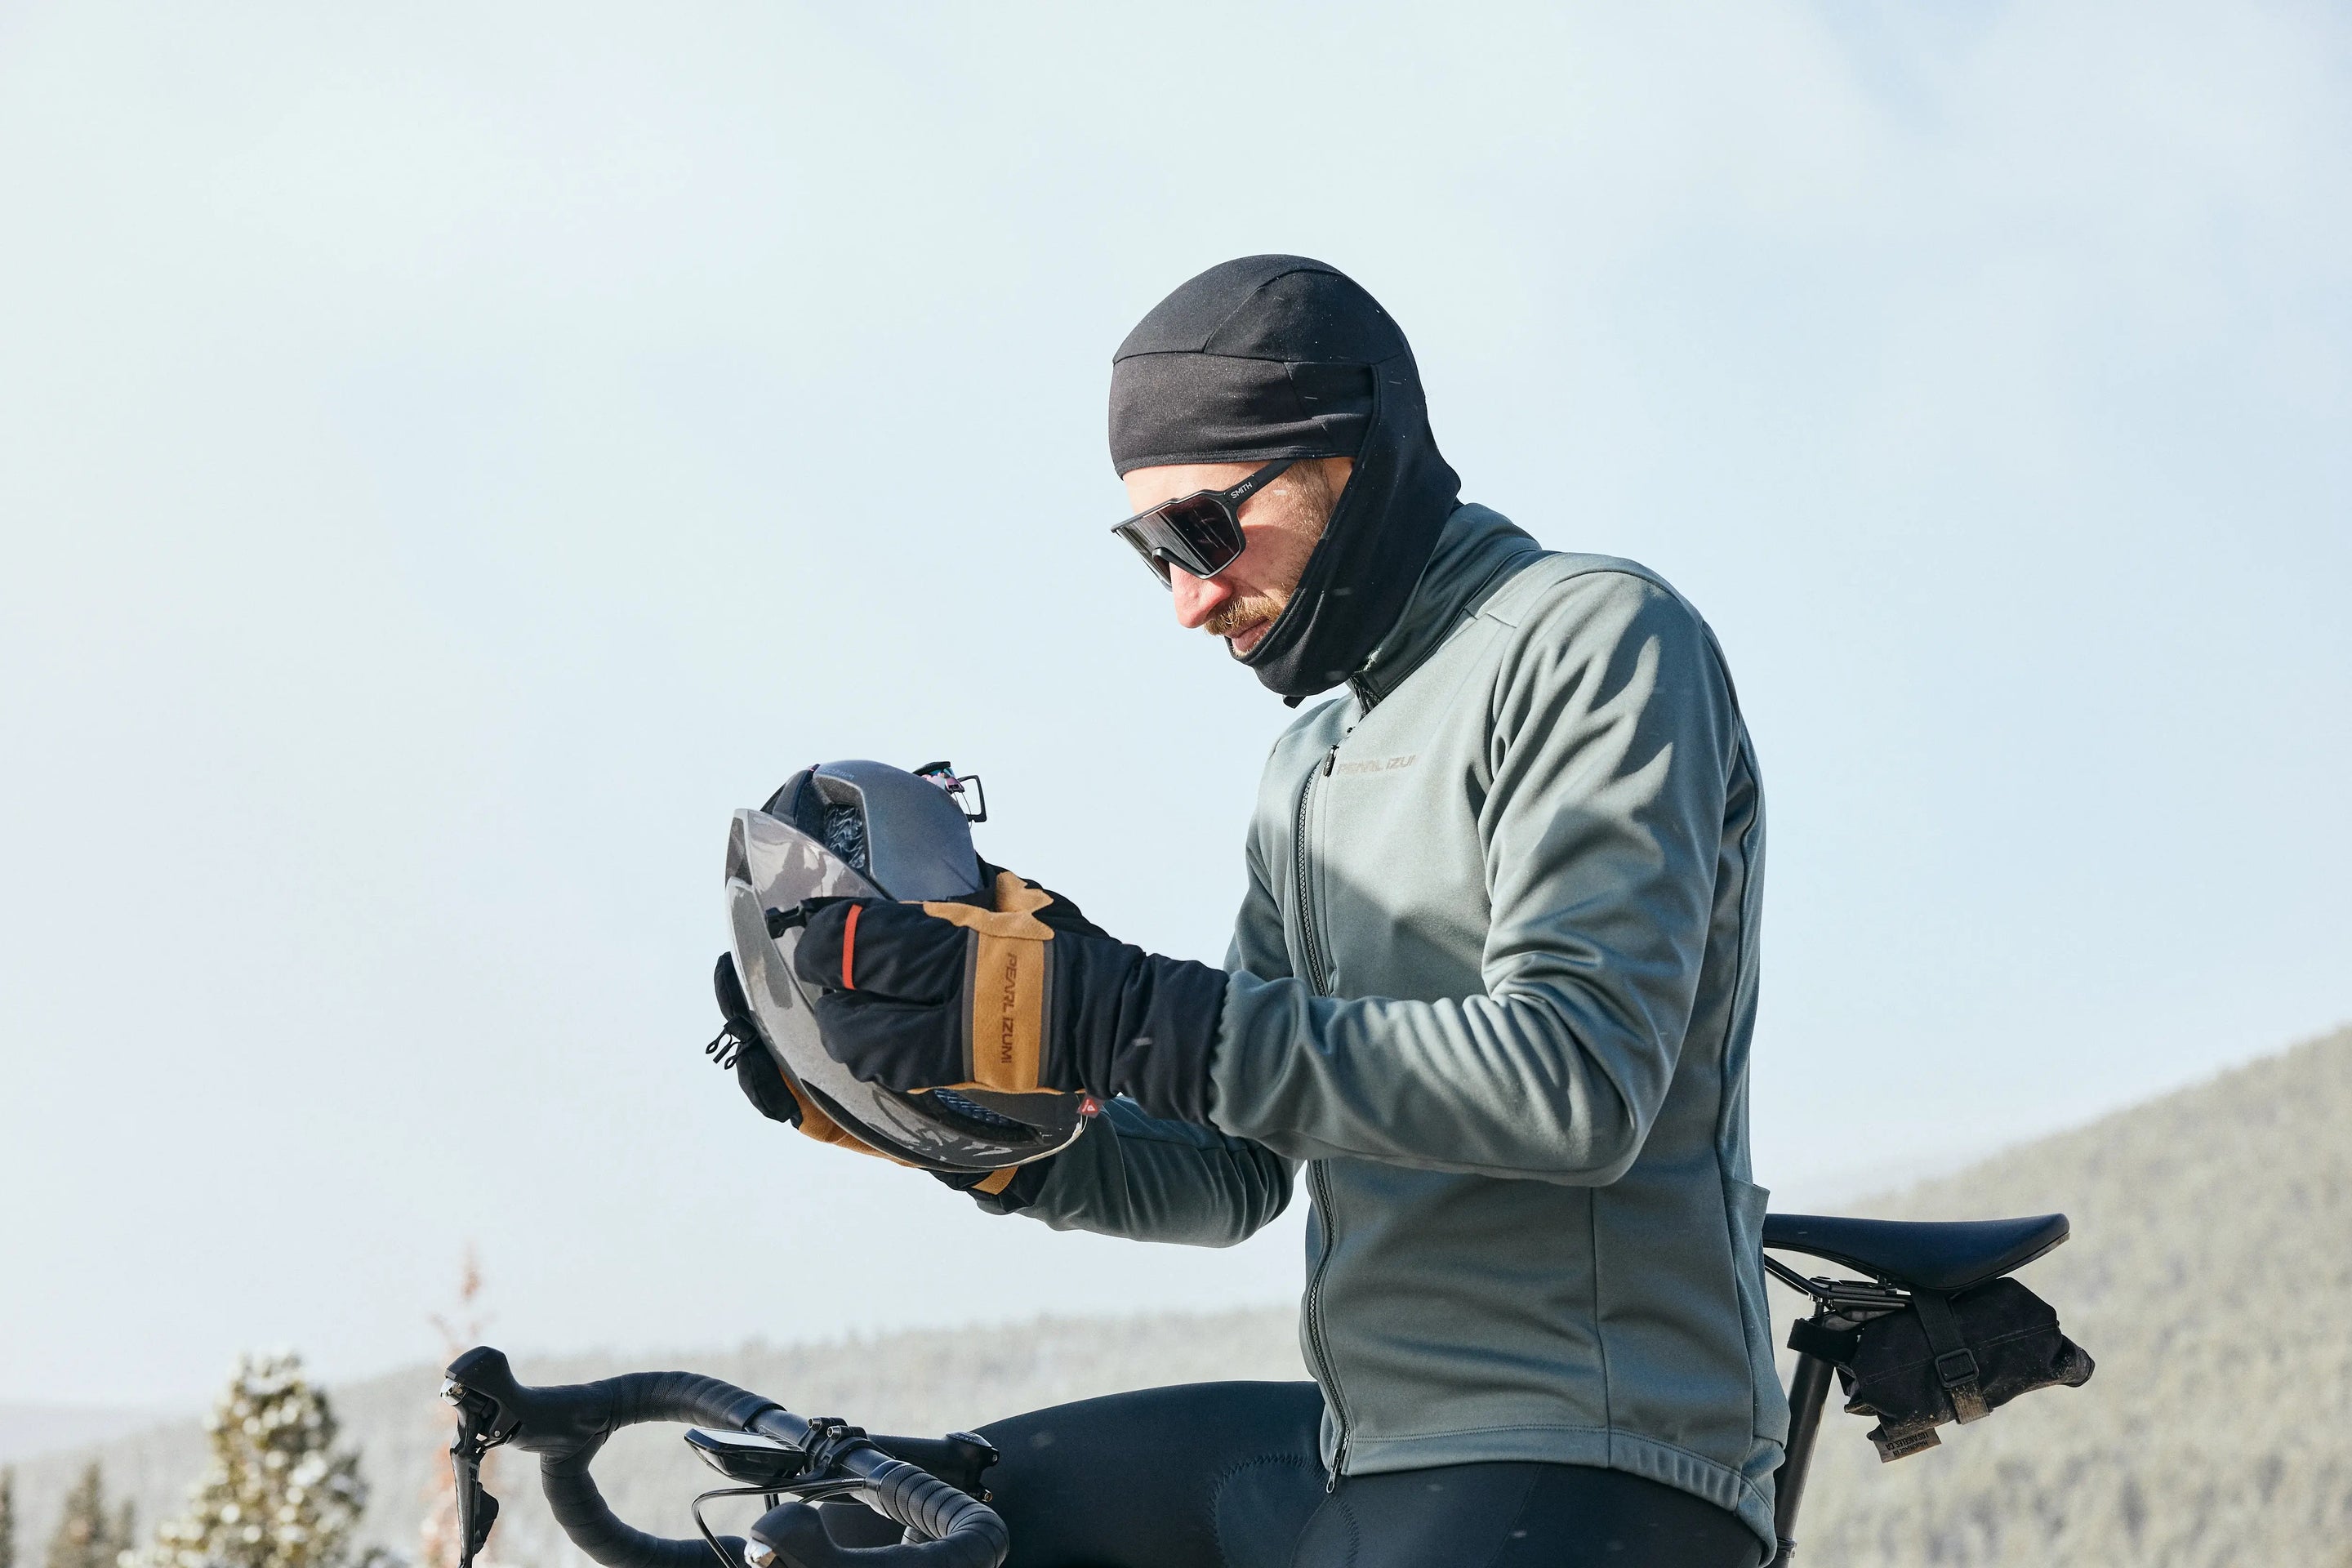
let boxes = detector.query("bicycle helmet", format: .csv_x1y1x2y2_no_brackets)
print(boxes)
723,760,1090,1173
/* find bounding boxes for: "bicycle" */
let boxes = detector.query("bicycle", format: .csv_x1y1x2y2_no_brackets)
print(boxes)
441,1209,2085,1568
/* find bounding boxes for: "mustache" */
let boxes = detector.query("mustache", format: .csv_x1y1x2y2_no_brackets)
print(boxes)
1204,590,1287,640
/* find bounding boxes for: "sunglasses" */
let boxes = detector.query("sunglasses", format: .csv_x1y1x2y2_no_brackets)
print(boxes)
1109,457,1298,586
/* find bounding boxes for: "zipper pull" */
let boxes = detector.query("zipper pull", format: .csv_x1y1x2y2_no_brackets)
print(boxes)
1321,746,1339,777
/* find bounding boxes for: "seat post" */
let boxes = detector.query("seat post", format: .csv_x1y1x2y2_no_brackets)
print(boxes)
1765,1350,1837,1568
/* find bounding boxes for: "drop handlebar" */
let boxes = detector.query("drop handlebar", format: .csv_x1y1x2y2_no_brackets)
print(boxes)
441,1347,1009,1568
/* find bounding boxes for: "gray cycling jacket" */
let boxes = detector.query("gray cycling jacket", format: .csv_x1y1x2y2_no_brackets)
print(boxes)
1004,503,1786,1552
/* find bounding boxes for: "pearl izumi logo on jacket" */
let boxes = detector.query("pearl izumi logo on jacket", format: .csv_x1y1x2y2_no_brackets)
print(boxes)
1332,753,1419,777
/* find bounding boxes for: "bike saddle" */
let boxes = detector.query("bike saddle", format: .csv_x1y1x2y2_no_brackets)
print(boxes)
1763,1213,2069,1294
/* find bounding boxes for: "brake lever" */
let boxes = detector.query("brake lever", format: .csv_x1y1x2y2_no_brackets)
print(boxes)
441,1373,519,1568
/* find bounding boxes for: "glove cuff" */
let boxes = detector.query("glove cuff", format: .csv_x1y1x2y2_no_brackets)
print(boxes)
969,1156,1056,1214
1058,938,1229,1125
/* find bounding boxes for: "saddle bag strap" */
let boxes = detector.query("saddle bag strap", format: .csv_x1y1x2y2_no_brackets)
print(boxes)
1785,1316,1860,1365
1909,1290,1991,1423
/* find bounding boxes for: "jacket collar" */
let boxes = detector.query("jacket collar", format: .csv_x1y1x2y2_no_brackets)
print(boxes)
1346,503,1544,708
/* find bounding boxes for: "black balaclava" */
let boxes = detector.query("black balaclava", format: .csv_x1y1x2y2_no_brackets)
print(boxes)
1108,256,1461,700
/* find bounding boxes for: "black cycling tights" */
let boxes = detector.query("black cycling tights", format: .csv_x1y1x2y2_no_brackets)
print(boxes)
824,1382,1766,1567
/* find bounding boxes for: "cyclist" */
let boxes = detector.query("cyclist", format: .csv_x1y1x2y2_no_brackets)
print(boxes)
764,256,1783,1566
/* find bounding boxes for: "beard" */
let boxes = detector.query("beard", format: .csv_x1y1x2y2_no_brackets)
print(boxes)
1199,458,1338,650
1204,586,1289,643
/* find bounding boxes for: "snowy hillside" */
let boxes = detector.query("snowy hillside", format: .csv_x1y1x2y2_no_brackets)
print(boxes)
11,1024,2349,1568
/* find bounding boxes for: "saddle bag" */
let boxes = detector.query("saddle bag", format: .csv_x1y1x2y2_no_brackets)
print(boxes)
1797,1276,2095,1461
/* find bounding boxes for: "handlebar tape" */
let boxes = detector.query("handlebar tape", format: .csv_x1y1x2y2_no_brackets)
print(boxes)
747,1458,1009,1568
448,1349,779,1568
446,1349,1010,1568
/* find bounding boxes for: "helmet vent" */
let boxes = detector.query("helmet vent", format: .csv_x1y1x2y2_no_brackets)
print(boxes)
930,1088,1035,1135
820,802,869,874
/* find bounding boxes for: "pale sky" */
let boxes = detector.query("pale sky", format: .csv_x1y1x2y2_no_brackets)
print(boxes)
3,1,2346,1408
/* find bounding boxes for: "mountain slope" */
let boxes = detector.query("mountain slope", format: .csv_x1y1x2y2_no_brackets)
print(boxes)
0,1405,163,1465
3,1308,1304,1566
1783,1022,2352,1567
10,1025,2347,1567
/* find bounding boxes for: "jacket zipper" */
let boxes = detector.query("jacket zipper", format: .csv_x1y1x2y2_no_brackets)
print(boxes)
1304,1157,1350,1490
1294,742,1348,1488
1293,744,1338,995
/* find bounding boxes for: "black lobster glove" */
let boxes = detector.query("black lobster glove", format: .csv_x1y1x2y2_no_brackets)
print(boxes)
790,871,1227,1125
710,946,1048,1180
708,953,801,1127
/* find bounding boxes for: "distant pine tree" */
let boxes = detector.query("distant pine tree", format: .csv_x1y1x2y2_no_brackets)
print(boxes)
43,1464,111,1568
109,1506,135,1568
145,1352,392,1568
2,1465,17,1568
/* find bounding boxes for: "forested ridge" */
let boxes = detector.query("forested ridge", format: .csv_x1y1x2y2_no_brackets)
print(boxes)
11,1026,2347,1568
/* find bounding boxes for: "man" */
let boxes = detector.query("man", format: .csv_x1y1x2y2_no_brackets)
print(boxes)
761,256,1784,1566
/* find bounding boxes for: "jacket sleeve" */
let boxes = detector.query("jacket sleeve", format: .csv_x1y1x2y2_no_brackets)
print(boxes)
1224,793,1294,981
1207,572,1744,1186
987,1096,1294,1246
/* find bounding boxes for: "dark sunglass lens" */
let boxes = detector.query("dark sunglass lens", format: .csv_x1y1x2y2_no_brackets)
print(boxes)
1157,496,1243,576
1113,522,1175,584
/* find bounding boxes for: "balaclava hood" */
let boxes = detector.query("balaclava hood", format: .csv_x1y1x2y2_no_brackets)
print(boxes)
1108,256,1461,700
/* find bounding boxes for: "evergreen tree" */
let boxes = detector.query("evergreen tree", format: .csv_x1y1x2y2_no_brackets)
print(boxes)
110,1506,136,1568
145,1352,390,1568
44,1464,113,1568
2,1465,18,1568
